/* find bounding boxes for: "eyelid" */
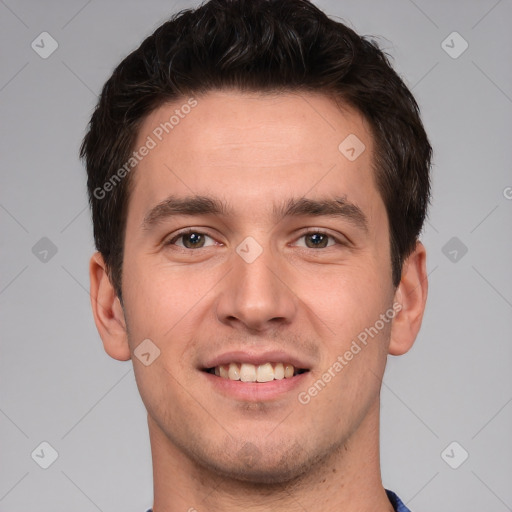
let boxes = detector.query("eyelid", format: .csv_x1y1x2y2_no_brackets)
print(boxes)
165,228,219,247
291,229,348,247
164,228,349,249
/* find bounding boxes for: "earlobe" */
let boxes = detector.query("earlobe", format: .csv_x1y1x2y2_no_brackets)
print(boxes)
89,252,131,361
388,241,428,356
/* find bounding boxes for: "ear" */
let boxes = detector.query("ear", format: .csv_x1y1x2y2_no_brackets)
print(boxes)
89,252,131,361
388,241,428,356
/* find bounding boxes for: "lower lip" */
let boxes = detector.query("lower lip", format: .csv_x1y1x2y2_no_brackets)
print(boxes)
201,370,310,401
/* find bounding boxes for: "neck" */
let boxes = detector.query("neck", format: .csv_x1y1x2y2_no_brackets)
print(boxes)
149,399,394,512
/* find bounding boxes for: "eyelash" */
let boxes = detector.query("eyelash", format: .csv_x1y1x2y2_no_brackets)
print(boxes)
165,228,346,249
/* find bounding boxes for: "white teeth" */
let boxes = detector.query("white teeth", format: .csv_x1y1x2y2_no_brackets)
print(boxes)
284,364,294,378
240,363,257,382
213,362,302,382
256,363,274,383
274,362,285,380
228,363,240,381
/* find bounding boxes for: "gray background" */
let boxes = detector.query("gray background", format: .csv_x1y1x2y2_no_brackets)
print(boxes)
1,0,511,510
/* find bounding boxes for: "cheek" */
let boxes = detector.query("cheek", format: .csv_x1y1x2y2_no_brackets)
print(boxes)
292,259,394,389
122,256,203,338
121,268,203,420
121,257,221,385
295,259,387,329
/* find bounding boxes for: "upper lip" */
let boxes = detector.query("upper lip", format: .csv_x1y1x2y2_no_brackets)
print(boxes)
201,350,312,370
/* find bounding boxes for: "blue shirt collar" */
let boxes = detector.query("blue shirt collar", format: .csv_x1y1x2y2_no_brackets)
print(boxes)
386,489,412,512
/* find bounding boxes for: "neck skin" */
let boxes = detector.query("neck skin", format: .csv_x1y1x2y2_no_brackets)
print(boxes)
149,397,395,512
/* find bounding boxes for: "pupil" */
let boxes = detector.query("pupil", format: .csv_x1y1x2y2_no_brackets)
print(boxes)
185,233,203,248
307,233,327,248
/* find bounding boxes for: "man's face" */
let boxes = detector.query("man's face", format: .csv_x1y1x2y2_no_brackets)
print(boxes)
121,90,397,482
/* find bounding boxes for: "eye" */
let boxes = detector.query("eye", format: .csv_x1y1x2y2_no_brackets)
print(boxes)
293,231,340,249
166,230,217,249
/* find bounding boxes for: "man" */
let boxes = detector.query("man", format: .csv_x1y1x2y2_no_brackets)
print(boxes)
81,0,431,510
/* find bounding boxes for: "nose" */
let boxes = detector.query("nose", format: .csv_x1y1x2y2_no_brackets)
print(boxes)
214,239,298,332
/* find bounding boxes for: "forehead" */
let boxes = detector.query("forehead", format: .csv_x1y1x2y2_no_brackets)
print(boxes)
138,90,372,165
128,90,383,229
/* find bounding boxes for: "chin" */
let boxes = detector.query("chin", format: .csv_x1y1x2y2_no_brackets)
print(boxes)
195,439,318,486
210,459,308,486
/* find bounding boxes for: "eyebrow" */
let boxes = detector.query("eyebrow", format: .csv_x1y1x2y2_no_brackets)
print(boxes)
142,194,368,233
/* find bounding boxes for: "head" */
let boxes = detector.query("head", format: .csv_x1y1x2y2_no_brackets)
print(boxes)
83,0,430,486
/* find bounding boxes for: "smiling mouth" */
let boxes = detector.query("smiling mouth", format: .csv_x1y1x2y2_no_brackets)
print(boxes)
203,362,309,383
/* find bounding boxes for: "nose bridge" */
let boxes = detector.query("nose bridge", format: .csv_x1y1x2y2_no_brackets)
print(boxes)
215,236,297,330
